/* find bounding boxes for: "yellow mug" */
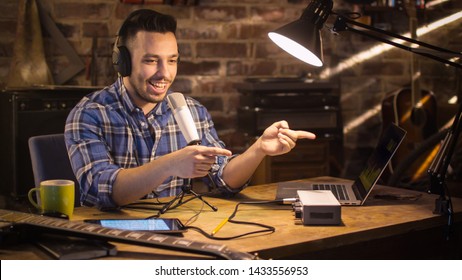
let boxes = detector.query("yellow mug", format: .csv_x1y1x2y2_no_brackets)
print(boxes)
28,179,75,219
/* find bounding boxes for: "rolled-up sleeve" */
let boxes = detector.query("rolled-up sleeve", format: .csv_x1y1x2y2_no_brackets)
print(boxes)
65,103,121,210
209,154,247,196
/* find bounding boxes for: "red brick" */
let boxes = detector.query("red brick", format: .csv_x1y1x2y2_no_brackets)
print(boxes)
83,22,109,37
178,61,220,75
51,23,79,39
226,60,277,76
229,23,272,40
178,43,192,58
197,42,247,58
177,25,220,40
196,78,238,95
171,77,193,93
195,6,247,21
250,7,286,22
114,3,191,21
362,61,406,76
0,0,19,20
55,3,113,19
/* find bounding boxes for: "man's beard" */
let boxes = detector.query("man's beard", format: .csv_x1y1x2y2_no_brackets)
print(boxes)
134,78,172,104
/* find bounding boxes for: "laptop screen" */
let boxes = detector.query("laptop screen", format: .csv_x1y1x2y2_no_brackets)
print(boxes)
354,123,407,199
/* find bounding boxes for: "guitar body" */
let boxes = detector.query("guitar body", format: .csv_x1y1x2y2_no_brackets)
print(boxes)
380,1,440,188
381,87,438,186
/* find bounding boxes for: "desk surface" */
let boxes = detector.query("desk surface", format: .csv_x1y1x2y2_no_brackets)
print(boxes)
2,177,462,259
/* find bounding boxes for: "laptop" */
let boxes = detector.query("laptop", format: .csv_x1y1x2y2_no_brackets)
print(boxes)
276,123,407,206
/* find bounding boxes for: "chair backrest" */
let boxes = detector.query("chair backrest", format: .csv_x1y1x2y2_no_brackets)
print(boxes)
28,133,80,206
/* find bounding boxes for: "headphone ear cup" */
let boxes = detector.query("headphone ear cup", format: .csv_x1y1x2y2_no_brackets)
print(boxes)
112,45,131,77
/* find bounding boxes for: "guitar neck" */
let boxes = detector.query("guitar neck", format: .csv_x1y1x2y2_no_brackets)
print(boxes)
0,209,256,260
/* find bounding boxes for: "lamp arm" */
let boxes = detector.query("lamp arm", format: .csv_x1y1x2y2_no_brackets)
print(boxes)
332,15,462,69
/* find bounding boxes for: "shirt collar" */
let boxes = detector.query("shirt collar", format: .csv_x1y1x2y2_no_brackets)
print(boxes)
117,77,138,114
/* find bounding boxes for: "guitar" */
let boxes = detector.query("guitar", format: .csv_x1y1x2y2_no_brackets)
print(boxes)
0,209,257,260
381,0,438,186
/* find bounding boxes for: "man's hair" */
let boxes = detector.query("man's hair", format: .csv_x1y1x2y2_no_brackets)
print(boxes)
118,9,177,46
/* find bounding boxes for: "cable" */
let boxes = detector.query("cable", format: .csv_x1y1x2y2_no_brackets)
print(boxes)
183,198,206,226
124,198,286,240
184,200,282,240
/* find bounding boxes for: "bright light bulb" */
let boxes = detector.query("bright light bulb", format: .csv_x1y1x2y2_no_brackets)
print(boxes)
268,32,323,67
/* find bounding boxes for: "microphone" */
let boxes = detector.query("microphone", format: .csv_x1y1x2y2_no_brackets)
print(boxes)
164,92,218,213
166,92,201,145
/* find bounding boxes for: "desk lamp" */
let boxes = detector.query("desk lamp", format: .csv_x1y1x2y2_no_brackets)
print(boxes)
268,0,462,217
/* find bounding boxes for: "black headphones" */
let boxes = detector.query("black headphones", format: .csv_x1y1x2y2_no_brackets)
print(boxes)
112,9,154,77
112,18,131,77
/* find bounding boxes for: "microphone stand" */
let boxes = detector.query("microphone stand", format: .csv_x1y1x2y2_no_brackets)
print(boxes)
159,140,218,214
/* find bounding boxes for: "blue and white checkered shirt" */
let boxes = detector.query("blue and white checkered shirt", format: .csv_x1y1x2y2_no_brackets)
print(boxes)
65,77,243,209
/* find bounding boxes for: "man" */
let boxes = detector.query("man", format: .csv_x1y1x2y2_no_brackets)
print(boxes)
65,9,315,210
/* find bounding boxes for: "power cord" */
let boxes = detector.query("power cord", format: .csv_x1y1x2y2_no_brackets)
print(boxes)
123,197,293,241
184,200,283,240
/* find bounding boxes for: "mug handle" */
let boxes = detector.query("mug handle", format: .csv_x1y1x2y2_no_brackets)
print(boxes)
28,187,41,209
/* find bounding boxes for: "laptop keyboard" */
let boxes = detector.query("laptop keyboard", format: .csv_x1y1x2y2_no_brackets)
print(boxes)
312,183,350,201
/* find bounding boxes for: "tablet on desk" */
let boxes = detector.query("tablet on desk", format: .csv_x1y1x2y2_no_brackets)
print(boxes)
84,218,186,235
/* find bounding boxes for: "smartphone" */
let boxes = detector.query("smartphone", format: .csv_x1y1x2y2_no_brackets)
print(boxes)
84,218,186,234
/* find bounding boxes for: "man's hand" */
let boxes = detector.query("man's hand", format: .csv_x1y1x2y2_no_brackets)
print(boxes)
170,145,232,178
258,120,316,156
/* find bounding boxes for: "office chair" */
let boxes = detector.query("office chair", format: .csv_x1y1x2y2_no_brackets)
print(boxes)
28,133,80,206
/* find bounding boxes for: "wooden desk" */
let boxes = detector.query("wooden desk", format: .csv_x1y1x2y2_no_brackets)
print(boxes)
2,177,462,259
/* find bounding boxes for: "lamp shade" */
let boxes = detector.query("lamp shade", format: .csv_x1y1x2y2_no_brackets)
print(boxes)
268,19,324,66
268,0,333,67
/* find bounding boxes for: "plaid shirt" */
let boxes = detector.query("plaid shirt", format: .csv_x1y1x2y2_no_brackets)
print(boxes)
65,77,242,209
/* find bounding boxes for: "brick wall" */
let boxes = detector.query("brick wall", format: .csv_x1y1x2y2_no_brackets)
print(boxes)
1,0,461,177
